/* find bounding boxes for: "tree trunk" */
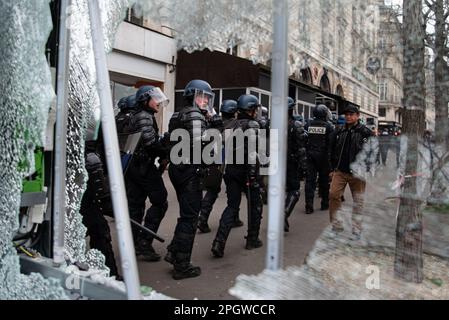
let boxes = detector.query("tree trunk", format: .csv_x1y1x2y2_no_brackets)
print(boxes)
394,0,426,283
433,0,449,150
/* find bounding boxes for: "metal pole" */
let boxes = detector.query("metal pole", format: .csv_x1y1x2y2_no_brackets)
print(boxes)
53,0,71,266
266,0,289,271
87,1,141,300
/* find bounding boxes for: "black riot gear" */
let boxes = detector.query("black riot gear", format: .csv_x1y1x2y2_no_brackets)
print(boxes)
304,111,334,214
116,95,169,263
211,101,263,258
198,101,242,234
313,104,331,121
80,140,120,277
165,82,210,280
284,113,307,232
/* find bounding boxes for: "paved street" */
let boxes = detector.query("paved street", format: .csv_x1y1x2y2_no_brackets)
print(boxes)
112,174,330,300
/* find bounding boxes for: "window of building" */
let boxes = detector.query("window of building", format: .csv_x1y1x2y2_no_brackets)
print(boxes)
261,94,270,110
226,45,239,57
213,89,220,113
379,107,386,117
320,74,331,93
379,37,386,50
126,5,144,26
300,68,312,84
222,88,246,101
378,82,388,101
111,81,137,112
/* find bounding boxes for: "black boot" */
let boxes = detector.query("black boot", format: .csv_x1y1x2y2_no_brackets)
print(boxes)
136,239,161,262
245,235,263,250
211,240,226,258
305,201,314,215
212,223,231,257
172,252,201,280
197,215,211,233
198,191,217,233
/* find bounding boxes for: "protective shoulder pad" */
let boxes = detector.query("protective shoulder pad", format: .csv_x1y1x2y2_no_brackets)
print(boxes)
293,120,303,130
247,120,260,129
85,152,102,172
133,110,153,126
182,108,205,122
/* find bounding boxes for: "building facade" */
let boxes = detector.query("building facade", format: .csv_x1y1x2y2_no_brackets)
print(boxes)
114,2,383,130
226,0,381,128
108,8,177,132
377,2,404,125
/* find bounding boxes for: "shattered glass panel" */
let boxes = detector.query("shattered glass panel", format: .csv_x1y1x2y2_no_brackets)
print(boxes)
228,0,449,300
64,0,129,271
1,0,448,300
0,1,66,299
131,0,273,64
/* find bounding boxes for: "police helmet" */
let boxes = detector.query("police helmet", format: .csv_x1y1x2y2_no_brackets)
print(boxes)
220,100,238,115
183,79,215,113
136,85,155,103
313,104,330,120
237,94,260,112
183,79,213,97
117,96,128,110
126,95,136,109
136,85,169,108
288,97,296,110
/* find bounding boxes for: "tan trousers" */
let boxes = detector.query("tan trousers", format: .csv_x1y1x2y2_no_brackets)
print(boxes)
329,171,366,233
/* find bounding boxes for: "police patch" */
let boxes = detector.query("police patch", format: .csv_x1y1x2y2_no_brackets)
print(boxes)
308,127,326,134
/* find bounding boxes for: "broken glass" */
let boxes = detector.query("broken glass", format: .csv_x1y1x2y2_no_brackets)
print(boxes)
0,1,67,299
64,0,130,271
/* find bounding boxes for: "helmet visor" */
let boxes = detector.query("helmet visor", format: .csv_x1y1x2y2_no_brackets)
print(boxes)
149,87,170,108
194,89,215,114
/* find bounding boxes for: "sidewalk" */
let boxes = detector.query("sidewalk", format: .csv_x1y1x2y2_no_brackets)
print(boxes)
111,175,330,299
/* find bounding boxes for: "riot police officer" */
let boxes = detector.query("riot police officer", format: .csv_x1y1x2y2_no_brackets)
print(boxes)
80,139,120,278
284,97,308,232
305,104,334,214
211,94,263,258
164,79,213,280
198,100,243,233
116,86,170,262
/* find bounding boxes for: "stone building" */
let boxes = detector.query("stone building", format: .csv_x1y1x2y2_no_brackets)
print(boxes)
108,7,177,131
377,2,403,126
174,0,381,128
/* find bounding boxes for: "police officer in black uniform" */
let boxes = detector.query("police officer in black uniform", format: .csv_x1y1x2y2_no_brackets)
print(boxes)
197,100,244,233
116,86,170,262
284,97,308,232
211,94,263,258
80,140,120,277
304,104,334,214
164,79,214,280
